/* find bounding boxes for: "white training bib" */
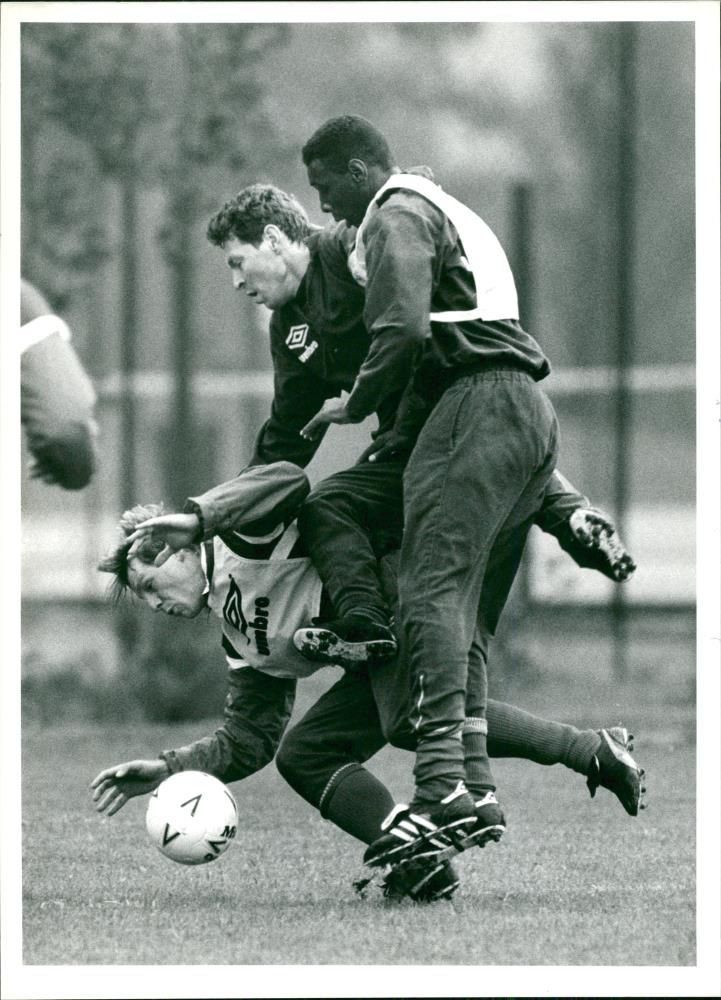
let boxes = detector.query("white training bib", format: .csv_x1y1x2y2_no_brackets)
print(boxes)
20,315,72,354
208,523,326,679
348,173,519,323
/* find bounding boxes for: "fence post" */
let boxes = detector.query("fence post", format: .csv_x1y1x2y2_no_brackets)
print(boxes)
613,22,638,678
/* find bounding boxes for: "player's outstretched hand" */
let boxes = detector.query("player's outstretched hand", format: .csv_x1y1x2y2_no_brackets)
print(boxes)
301,395,355,441
569,508,637,582
90,759,170,816
126,513,200,566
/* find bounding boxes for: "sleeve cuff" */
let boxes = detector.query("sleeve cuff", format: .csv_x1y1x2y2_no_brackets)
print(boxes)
159,750,183,774
182,499,206,541
20,315,72,354
345,395,371,423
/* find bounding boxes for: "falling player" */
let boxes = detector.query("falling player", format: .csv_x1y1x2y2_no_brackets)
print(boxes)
92,462,645,902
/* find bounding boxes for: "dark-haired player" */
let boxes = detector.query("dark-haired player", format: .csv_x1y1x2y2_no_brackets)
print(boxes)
299,115,590,871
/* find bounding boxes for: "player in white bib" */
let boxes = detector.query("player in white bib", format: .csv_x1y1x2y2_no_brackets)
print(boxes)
301,115,570,871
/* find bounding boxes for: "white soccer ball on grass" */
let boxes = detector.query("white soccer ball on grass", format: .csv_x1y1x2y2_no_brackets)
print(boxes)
146,770,238,866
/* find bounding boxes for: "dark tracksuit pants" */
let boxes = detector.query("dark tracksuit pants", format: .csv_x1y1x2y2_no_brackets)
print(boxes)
400,369,558,802
297,379,554,798
275,555,411,832
297,367,558,805
274,631,600,839
281,480,600,841
275,545,553,819
297,458,405,628
275,647,412,823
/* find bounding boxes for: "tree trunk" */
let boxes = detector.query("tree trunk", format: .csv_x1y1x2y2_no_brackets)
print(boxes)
167,213,196,506
119,163,139,511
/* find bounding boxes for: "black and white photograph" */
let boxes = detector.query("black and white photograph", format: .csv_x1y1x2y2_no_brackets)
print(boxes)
1,2,719,998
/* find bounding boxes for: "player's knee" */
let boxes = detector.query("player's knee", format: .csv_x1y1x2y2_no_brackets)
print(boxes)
275,729,327,809
299,481,351,519
384,718,416,752
275,727,311,791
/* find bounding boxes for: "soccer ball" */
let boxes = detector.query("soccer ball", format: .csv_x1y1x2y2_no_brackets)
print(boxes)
146,771,238,866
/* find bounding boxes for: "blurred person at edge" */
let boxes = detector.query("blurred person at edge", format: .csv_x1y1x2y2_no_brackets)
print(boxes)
20,278,98,489
91,462,644,903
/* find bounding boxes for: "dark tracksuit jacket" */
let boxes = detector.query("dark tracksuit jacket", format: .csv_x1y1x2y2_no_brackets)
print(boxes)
249,224,403,469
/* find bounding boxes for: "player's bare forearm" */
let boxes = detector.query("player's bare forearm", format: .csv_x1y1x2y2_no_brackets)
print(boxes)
126,513,200,565
90,759,170,816
300,395,357,441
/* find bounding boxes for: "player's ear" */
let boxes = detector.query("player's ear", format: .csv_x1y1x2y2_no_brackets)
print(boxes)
264,224,283,252
348,158,368,184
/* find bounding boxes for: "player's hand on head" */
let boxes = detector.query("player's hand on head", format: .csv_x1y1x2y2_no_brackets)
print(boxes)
126,513,200,565
300,395,354,440
90,759,170,816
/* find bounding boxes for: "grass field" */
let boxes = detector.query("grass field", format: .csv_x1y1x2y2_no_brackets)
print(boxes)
18,642,696,970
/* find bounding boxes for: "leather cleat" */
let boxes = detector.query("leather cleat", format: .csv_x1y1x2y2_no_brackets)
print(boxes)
587,727,646,815
382,857,460,903
364,784,483,870
293,614,397,669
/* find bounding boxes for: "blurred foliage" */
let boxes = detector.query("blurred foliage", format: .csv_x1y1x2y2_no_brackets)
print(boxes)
265,22,692,364
22,668,136,725
22,20,292,511
22,608,227,724
20,132,112,313
21,22,290,297
120,606,228,723
152,23,290,260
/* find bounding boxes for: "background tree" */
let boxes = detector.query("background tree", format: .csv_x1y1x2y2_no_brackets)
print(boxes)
22,21,289,506
21,22,290,719
154,23,289,503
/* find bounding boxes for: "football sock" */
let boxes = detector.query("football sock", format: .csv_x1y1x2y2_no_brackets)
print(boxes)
320,763,395,845
463,717,496,796
486,699,602,776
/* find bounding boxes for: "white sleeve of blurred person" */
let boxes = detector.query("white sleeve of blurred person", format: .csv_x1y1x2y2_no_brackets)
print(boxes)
20,278,99,490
